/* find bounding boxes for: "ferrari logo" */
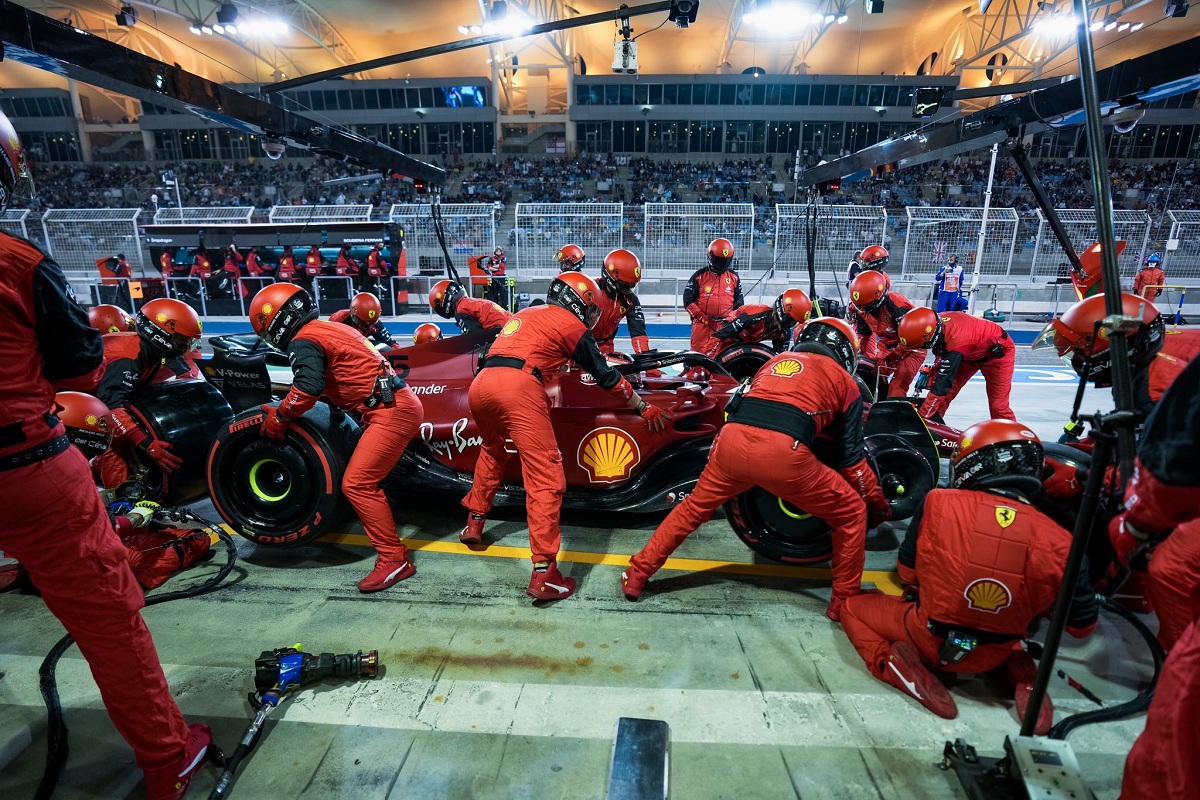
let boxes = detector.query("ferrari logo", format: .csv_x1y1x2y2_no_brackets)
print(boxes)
633,266,641,279
500,318,521,337
852,290,861,302
995,506,1017,528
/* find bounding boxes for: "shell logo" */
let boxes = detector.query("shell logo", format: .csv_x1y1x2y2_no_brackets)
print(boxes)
84,414,99,427
577,427,641,484
704,286,713,294
995,506,1017,528
155,312,169,324
262,302,274,315
555,251,565,261
500,318,521,337
964,578,1012,614
204,366,217,376
770,358,804,378
959,435,973,452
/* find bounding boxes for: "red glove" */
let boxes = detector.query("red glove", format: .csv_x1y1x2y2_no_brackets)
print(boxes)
137,438,183,473
867,498,892,530
631,335,651,355
1107,514,1153,572
1041,459,1083,500
638,401,672,433
260,404,291,440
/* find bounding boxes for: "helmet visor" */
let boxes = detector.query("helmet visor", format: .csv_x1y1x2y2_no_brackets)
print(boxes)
1030,321,1065,354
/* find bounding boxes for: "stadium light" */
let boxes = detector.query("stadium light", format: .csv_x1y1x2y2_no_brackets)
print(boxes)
1088,20,1103,30
1033,13,1080,35
1117,21,1130,30
213,23,225,34
1104,19,1118,30
201,25,213,35
744,2,820,30
189,22,202,35
837,14,849,23
114,5,137,27
1131,21,1144,30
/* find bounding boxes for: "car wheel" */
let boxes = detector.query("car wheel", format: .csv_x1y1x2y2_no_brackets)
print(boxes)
129,379,233,505
725,488,835,564
715,343,776,380
207,404,358,546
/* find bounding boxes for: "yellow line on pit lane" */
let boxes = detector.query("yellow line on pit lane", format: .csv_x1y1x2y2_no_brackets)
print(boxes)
230,527,904,596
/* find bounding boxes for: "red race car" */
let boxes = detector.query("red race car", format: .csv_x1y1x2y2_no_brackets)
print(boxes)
198,331,942,562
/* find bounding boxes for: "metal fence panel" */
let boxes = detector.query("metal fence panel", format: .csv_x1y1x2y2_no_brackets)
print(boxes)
513,202,624,279
1,208,30,240
643,203,755,278
269,205,373,223
900,206,1020,280
389,204,496,280
40,208,145,277
1166,210,1200,283
773,204,887,284
153,207,255,224
1030,208,1151,284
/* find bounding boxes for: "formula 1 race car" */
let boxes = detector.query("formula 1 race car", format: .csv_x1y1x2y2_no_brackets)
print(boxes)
197,330,943,563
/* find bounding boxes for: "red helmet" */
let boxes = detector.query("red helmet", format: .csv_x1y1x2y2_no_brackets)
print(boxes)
55,391,111,457
137,297,202,357
601,249,642,293
897,307,942,349
555,244,586,272
413,322,443,344
792,317,860,373
859,244,889,271
707,238,735,273
88,304,135,334
350,292,383,325
774,288,813,327
248,283,317,349
1031,292,1164,385
493,248,505,258
951,419,1044,492
429,280,465,319
850,269,890,313
547,273,603,329
0,108,30,214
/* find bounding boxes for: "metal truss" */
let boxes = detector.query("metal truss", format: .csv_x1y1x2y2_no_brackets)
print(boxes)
942,0,1152,82
476,0,577,114
718,0,856,74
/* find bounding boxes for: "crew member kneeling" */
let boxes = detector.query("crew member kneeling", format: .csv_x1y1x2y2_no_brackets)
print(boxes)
329,292,394,347
840,420,1099,728
249,283,424,593
622,318,891,621
459,273,671,601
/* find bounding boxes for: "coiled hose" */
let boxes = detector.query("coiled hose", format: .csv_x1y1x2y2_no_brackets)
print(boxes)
1048,596,1167,740
34,509,238,800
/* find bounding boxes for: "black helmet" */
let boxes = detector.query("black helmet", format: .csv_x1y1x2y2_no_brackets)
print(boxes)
791,318,860,373
248,283,318,349
951,419,1044,493
429,280,466,319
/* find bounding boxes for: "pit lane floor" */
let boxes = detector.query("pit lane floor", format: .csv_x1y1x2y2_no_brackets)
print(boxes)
0,344,1156,799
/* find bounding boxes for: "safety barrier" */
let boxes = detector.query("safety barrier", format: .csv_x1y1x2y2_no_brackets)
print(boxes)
1165,211,1200,283
1,208,31,240
153,207,255,225
514,202,624,279
1030,208,1152,284
900,206,1020,279
268,205,373,223
311,276,355,315
643,203,755,278
389,203,496,281
772,204,887,282
41,208,145,277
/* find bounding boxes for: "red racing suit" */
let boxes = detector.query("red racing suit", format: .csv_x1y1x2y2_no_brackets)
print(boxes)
1133,266,1165,302
0,231,190,776
707,303,789,358
841,487,1098,680
189,252,214,280
917,312,1015,422
629,350,888,610
367,248,390,278
277,252,298,281
245,250,270,278
592,286,650,355
1143,328,1200,409
94,333,199,491
1114,355,1200,799
454,295,511,334
280,319,423,562
336,250,360,277
462,305,640,564
683,266,743,354
328,308,394,347
848,291,926,398
304,246,324,278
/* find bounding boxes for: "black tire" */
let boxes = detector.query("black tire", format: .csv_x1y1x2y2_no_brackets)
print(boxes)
128,379,233,505
855,359,889,401
715,343,776,380
207,404,358,546
724,436,933,564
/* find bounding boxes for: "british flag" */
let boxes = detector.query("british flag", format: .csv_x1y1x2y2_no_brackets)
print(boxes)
932,241,948,264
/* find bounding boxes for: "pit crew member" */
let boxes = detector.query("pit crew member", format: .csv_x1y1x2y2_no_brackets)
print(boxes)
684,238,743,354
847,269,926,398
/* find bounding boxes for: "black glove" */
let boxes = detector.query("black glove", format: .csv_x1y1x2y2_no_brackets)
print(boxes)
867,500,893,530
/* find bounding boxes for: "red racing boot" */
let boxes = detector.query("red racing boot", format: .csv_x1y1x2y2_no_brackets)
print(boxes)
357,557,416,593
879,642,958,719
143,722,214,800
526,561,576,601
1007,649,1053,735
460,512,486,545
620,562,653,601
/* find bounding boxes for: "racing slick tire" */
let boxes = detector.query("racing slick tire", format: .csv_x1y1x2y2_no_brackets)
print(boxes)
207,403,358,546
724,435,934,564
715,343,777,380
128,379,234,505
